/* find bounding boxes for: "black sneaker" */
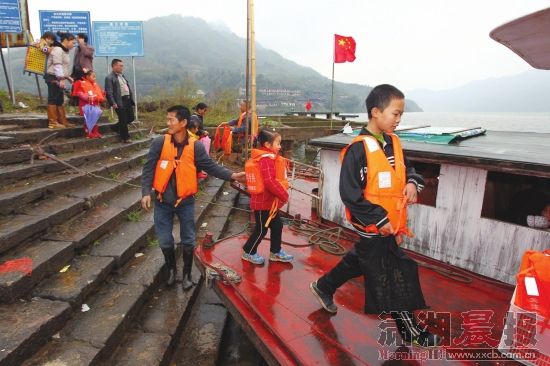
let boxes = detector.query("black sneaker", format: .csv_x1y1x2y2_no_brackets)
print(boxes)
413,331,442,348
310,281,337,313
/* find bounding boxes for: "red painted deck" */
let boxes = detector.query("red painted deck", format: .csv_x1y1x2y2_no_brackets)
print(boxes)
196,177,526,365
197,226,521,365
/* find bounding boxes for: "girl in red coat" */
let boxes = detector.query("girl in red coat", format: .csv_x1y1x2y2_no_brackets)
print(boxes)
242,129,294,265
72,70,105,138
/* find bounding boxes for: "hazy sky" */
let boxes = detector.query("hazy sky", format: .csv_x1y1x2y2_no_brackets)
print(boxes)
28,0,547,92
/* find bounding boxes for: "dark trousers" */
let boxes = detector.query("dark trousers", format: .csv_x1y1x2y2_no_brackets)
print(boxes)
114,95,135,140
153,199,195,249
317,235,427,314
44,74,64,105
242,210,282,255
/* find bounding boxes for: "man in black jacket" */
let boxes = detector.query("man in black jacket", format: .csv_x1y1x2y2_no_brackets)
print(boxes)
105,59,135,143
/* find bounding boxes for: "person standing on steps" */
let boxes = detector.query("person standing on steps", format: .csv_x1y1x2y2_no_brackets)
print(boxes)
141,105,246,290
45,32,77,129
71,33,94,81
105,59,135,143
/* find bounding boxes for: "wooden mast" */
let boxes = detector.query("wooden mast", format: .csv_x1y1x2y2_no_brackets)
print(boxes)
249,0,257,139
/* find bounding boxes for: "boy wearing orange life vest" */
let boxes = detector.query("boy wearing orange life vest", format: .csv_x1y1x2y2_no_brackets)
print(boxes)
141,105,246,290
242,129,293,265
310,85,441,347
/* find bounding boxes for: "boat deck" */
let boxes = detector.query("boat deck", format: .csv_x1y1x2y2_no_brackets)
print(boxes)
198,228,519,365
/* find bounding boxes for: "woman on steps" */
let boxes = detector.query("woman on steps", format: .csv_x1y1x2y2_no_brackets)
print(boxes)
45,32,76,129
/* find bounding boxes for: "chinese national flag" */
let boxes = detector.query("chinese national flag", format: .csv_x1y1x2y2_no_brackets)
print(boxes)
334,34,356,63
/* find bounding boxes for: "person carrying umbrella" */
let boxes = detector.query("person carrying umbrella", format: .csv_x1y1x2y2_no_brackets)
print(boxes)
72,70,105,138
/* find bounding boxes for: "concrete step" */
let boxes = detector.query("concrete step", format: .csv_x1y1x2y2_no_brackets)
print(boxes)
0,168,145,302
0,121,118,145
0,195,86,256
0,128,147,165
12,179,229,365
0,148,148,216
44,186,143,249
110,185,236,366
0,137,150,186
32,213,155,308
0,298,72,366
0,164,144,256
0,241,74,303
0,113,100,129
22,177,229,366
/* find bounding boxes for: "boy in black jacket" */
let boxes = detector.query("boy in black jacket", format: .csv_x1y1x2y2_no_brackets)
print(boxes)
310,84,441,347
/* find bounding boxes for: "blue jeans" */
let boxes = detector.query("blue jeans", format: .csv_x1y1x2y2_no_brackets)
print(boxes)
154,199,195,249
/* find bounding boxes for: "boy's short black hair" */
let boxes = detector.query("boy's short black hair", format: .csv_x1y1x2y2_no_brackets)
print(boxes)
111,58,123,67
365,84,405,119
167,105,190,122
194,102,207,111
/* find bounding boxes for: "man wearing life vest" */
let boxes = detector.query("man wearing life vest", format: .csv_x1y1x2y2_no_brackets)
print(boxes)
310,85,441,347
141,105,246,290
221,100,259,160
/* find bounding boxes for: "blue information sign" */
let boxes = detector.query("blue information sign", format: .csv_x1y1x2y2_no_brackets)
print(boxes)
39,10,91,43
0,0,22,33
93,21,144,57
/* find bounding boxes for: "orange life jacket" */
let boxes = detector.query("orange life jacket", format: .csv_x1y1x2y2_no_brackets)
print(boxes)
153,134,198,207
515,249,550,321
213,125,232,156
340,134,412,242
245,149,289,194
245,149,289,227
235,112,259,138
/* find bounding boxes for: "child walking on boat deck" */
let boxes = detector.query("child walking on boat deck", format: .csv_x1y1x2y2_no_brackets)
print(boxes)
310,84,441,347
242,129,294,265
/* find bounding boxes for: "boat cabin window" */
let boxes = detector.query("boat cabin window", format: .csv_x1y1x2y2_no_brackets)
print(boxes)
413,162,440,207
482,172,550,229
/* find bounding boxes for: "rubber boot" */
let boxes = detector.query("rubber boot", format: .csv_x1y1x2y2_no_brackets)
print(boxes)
47,105,64,129
91,124,102,138
161,247,177,286
182,246,196,291
57,105,76,127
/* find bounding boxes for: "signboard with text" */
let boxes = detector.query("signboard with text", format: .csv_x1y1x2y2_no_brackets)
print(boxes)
39,10,91,43
0,0,22,33
93,21,144,57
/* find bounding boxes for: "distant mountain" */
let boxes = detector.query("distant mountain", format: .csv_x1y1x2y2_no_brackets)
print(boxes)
0,15,421,113
408,70,550,112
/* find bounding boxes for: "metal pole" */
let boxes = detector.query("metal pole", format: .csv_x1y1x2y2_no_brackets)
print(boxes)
107,57,114,120
330,61,335,130
35,74,43,104
244,0,250,162
0,38,12,102
6,36,15,105
132,56,138,122
250,0,257,138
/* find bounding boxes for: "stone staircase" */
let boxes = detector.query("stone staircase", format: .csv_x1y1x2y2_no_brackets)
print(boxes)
0,113,241,366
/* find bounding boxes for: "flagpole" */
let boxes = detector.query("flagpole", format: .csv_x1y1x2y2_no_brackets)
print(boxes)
245,0,250,162
330,61,335,130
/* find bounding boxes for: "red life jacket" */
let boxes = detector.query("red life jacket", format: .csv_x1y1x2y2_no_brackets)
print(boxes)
340,134,412,242
152,134,198,207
